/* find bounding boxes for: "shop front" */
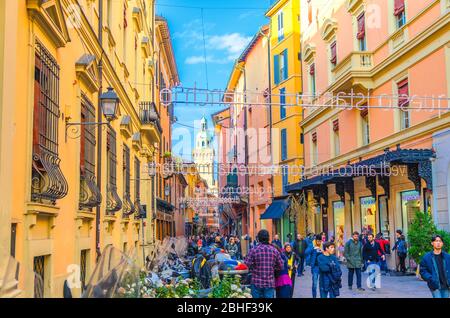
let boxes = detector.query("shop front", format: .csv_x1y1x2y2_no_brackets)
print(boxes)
260,196,293,244
287,148,436,271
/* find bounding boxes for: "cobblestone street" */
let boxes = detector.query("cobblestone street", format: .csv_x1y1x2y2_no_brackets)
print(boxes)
293,265,432,298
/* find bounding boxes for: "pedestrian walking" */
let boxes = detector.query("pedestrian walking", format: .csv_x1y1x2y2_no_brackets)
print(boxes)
304,233,314,266
344,231,365,291
393,233,408,274
318,242,342,298
419,235,450,298
292,234,307,276
274,244,293,298
363,233,385,291
227,237,239,260
310,234,323,298
272,234,282,249
375,233,390,274
283,243,298,297
244,230,283,298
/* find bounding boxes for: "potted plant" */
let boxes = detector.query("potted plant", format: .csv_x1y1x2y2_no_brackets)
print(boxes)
408,211,450,277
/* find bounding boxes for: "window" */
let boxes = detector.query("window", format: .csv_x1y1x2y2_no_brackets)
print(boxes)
32,40,67,203
282,165,289,195
398,79,410,129
33,255,47,298
312,132,318,165
333,119,340,156
281,128,287,161
79,95,101,209
106,127,122,213
308,0,312,25
361,108,370,145
394,0,406,28
274,50,288,85
10,223,17,257
122,144,135,217
357,13,367,51
309,63,316,96
330,41,337,67
107,0,113,28
80,250,88,292
280,88,286,119
277,11,284,41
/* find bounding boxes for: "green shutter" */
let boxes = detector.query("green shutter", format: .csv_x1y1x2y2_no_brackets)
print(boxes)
274,54,279,85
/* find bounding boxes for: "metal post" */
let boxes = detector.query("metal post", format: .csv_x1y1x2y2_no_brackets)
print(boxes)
95,0,103,263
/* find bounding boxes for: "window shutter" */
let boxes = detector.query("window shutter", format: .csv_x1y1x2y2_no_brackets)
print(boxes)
309,63,315,75
274,54,280,84
398,79,409,108
124,1,128,28
394,0,405,16
312,131,317,143
283,50,288,79
357,13,365,40
330,42,337,64
333,119,339,132
360,107,369,118
280,88,286,119
281,129,287,161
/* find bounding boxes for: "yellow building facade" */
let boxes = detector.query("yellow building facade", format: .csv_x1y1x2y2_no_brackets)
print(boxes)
0,0,178,298
266,0,304,239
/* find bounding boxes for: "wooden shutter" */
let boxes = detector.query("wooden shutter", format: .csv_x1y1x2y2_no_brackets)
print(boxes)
394,0,405,16
281,129,287,161
333,119,339,132
274,54,280,84
283,49,288,79
330,42,337,64
357,13,366,40
309,63,315,75
312,131,317,143
398,79,409,108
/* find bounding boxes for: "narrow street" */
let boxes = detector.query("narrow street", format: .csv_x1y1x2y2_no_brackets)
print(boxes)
293,265,431,298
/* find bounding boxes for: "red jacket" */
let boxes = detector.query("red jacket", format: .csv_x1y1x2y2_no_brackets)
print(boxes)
375,238,389,256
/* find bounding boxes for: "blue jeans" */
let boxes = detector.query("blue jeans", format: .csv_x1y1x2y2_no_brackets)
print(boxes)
348,268,362,288
432,288,450,298
379,259,388,273
320,289,336,298
251,285,275,298
312,270,320,298
297,255,305,275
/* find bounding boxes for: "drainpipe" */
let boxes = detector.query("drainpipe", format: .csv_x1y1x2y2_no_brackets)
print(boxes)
95,0,104,263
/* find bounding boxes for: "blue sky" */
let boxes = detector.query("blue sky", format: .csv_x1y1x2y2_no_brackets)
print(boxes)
156,0,271,161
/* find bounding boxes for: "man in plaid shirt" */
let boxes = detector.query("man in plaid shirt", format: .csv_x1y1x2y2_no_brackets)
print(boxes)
245,230,283,298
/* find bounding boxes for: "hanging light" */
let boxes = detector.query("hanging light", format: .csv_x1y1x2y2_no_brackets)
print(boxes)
100,87,119,121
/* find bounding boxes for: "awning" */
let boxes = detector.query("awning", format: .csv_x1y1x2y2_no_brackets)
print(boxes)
287,148,435,193
260,197,291,220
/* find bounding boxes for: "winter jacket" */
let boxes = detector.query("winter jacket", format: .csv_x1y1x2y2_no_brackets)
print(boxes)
419,251,450,291
272,239,282,249
293,239,308,257
393,239,408,256
344,239,363,269
318,254,342,296
227,243,239,258
363,241,384,262
310,247,323,274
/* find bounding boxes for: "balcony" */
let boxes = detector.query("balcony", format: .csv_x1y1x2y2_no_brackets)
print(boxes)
331,51,375,91
139,102,162,143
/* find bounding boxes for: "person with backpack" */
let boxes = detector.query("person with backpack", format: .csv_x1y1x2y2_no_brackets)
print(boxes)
344,231,365,291
318,241,343,298
310,234,323,298
393,233,408,274
419,235,450,298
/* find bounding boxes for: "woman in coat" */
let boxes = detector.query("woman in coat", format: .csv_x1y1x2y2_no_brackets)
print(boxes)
274,244,293,298
283,243,298,297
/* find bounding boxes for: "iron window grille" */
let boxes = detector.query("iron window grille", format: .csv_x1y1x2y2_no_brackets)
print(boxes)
106,127,122,213
31,40,68,204
33,256,45,298
79,94,102,210
122,144,135,217
80,250,88,292
134,157,145,218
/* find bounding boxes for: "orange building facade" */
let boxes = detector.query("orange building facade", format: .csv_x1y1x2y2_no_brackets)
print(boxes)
286,0,450,268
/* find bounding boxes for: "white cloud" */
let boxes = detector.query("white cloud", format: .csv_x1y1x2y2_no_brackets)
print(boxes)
208,33,253,61
185,55,230,65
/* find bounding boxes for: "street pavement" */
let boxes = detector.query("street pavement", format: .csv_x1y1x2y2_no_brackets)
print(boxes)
293,265,432,298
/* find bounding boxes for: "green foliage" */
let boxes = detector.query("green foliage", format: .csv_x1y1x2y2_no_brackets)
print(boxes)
208,275,251,298
408,211,450,264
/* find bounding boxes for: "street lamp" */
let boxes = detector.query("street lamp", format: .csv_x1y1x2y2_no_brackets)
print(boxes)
99,87,120,121
65,87,120,141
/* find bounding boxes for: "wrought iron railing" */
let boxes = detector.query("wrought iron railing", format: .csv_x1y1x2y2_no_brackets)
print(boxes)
79,174,102,210
139,101,162,132
106,184,122,214
122,192,136,217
